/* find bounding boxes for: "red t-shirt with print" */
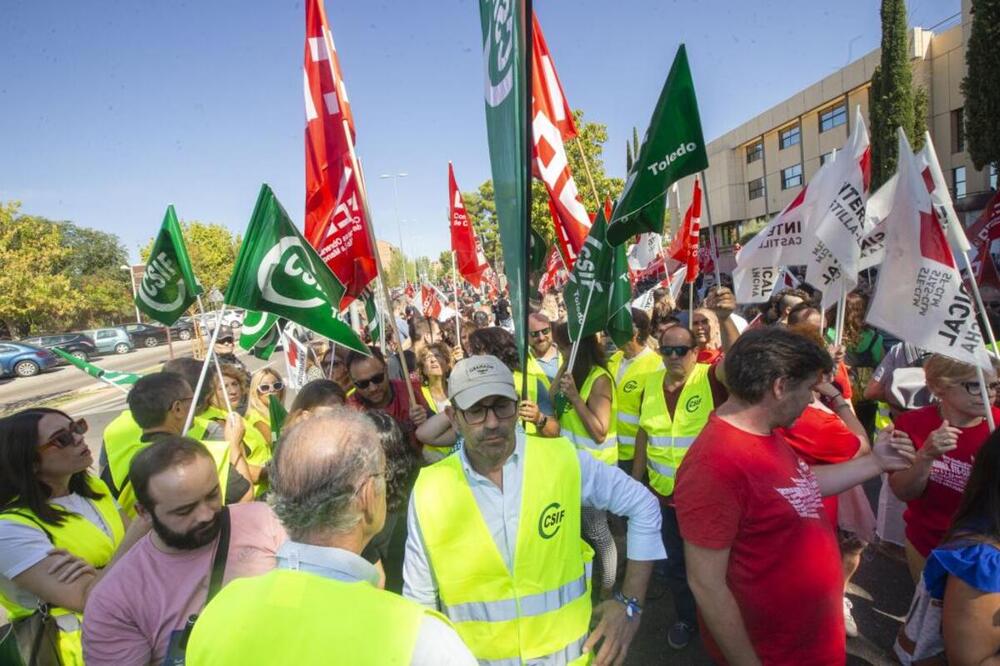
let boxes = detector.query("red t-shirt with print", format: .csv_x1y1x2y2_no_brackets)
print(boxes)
893,404,999,557
675,414,844,665
780,404,862,524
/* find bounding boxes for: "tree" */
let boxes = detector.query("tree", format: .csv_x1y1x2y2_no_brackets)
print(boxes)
869,0,916,188
436,250,454,282
0,202,76,336
460,109,625,268
962,0,1000,170
142,220,241,296
56,222,133,329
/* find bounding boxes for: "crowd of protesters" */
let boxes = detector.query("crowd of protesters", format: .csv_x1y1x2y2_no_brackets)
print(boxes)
0,272,998,666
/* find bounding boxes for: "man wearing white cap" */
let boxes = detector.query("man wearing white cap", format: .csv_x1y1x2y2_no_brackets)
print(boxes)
404,355,664,666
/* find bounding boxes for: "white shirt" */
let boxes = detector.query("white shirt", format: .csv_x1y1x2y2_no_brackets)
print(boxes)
403,430,665,608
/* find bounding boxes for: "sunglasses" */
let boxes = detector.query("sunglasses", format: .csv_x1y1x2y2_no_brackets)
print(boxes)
529,328,551,339
257,381,284,393
39,419,88,451
216,337,235,345
354,373,385,390
659,345,693,357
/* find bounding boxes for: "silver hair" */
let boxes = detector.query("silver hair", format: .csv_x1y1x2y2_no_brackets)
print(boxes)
267,407,384,541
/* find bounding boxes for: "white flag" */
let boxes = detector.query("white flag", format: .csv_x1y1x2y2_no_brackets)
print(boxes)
857,173,899,271
628,233,663,271
916,134,970,254
867,130,991,370
282,324,311,389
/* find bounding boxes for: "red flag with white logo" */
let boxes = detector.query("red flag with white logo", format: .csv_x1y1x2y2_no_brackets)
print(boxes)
421,284,443,320
666,177,702,283
538,245,567,294
531,12,591,270
303,0,374,309
867,130,990,370
449,163,490,288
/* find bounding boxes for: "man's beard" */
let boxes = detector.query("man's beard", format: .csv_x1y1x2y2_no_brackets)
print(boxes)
150,510,222,550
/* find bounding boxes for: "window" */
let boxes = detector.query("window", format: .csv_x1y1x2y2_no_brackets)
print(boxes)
748,177,764,200
782,164,803,190
953,166,967,200
98,331,114,339
952,108,965,153
820,151,835,166
819,103,847,133
746,140,763,164
779,124,800,150
991,163,997,191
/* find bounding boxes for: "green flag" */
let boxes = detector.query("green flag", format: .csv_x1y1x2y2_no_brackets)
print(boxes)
477,0,530,359
52,347,141,387
239,309,279,360
269,394,287,441
564,208,616,342
607,243,634,347
529,226,547,273
607,45,708,246
135,205,202,325
225,185,368,354
363,291,381,344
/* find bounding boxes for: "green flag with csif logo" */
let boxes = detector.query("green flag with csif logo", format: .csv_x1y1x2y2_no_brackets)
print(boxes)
477,0,529,360
564,208,615,342
606,44,708,246
135,205,202,325
238,309,279,360
225,184,368,354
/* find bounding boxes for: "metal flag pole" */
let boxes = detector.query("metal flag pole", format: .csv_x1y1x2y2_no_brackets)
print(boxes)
960,250,1000,357
975,365,996,432
195,296,233,414
566,280,596,377
452,251,462,351
520,0,534,403
699,171,723,287
834,276,848,347
183,304,227,435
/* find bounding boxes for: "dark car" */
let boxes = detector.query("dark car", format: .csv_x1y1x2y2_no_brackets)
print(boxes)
20,333,98,361
0,342,59,378
122,323,170,348
169,318,196,341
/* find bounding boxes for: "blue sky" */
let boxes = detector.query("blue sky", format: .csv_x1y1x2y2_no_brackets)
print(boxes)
1,0,958,263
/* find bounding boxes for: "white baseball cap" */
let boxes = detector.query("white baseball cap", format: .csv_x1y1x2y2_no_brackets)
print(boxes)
448,355,519,410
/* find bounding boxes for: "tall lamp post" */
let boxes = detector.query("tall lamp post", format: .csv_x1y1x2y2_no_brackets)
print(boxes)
120,265,141,323
379,172,409,284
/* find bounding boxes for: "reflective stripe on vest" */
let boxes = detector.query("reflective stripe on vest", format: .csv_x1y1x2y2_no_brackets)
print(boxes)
0,475,124,666
186,568,439,665
638,364,714,496
559,366,618,466
477,632,588,666
412,434,593,664
609,349,663,462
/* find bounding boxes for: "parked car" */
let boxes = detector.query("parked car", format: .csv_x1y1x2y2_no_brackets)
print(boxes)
20,333,97,361
0,342,59,378
82,327,134,355
121,323,171,348
169,318,195,341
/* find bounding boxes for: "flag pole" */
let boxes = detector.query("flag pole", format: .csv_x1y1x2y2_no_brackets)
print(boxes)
961,250,1000,357
975,365,996,432
183,304,227,436
834,277,848,347
452,251,462,352
688,283,694,323
195,296,234,414
566,280,596,377
699,170,723,287
520,0,534,403
573,136,601,205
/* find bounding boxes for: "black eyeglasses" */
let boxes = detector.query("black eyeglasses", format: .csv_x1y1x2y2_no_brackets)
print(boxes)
461,399,517,425
960,380,1000,396
39,419,88,451
257,381,284,393
216,337,235,345
529,328,551,339
659,345,693,357
354,373,385,390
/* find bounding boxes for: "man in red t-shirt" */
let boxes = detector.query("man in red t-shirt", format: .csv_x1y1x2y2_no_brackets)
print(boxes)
346,349,429,453
675,328,915,665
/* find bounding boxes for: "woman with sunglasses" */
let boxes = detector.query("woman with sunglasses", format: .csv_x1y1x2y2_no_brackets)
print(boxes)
0,409,147,665
534,323,619,600
890,354,1000,581
247,368,286,445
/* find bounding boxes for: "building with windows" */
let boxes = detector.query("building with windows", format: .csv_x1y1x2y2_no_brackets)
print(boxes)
677,0,997,271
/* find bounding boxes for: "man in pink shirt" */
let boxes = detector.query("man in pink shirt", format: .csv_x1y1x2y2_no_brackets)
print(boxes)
82,436,286,665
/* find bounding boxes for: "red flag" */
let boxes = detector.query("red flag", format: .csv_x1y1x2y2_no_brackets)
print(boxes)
531,13,591,270
967,188,1000,275
303,0,374,309
538,245,567,294
666,177,702,283
421,284,442,320
449,163,490,288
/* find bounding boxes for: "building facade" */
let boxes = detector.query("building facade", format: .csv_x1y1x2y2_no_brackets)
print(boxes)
677,0,997,271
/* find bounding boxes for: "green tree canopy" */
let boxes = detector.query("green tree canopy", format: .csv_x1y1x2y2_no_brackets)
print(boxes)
962,0,1000,171
141,220,241,296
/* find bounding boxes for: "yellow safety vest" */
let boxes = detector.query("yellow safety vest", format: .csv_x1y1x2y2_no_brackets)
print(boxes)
874,401,893,431
559,366,618,466
638,364,715,496
243,409,273,497
607,349,664,461
412,435,594,665
0,476,124,666
420,385,455,457
187,568,443,665
514,351,561,435
103,409,210,496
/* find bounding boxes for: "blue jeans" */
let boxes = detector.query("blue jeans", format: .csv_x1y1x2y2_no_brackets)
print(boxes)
661,504,697,625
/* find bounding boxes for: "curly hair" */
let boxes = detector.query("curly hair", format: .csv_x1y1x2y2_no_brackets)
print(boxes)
363,411,419,514
468,327,520,371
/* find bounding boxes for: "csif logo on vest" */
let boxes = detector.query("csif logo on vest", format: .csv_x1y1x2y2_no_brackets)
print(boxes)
684,395,702,413
138,252,186,313
538,502,565,539
257,237,330,311
482,0,514,108
623,379,639,394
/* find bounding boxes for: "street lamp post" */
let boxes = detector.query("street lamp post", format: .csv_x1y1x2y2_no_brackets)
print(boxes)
379,172,409,284
120,265,141,323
